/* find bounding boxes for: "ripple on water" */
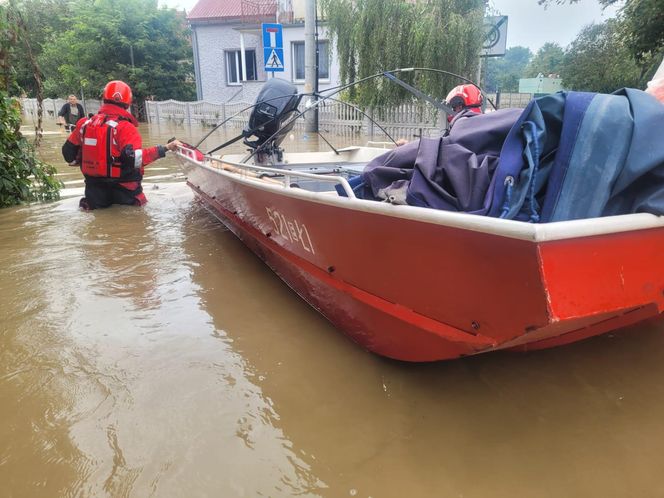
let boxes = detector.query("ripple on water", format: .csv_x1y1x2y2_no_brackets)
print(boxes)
2,174,329,496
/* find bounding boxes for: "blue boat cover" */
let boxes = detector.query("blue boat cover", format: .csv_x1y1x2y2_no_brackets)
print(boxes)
358,89,664,222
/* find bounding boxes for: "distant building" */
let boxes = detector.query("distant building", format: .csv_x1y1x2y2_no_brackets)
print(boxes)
188,0,341,103
518,73,564,95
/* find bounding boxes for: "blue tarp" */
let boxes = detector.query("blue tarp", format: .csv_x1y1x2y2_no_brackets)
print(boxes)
357,89,664,222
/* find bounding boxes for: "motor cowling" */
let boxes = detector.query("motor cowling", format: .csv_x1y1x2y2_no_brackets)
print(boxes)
243,79,301,152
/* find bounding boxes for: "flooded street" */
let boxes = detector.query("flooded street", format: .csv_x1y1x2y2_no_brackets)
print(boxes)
2,120,664,497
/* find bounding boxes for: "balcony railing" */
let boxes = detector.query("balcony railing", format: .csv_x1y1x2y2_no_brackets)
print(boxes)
241,0,277,23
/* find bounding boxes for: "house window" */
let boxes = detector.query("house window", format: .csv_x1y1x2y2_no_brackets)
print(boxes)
226,50,257,84
292,41,329,82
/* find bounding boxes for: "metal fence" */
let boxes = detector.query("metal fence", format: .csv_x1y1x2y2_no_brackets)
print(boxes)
21,98,102,120
144,99,448,140
486,92,534,109
22,92,533,140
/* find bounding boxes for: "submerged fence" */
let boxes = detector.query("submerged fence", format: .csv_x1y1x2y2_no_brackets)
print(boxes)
143,99,446,140
21,98,102,120
143,92,532,140
22,92,533,140
488,92,534,109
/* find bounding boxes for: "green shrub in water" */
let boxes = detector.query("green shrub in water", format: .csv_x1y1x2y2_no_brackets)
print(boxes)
0,93,62,207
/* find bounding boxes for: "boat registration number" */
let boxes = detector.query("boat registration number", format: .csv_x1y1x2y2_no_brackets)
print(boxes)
266,207,315,254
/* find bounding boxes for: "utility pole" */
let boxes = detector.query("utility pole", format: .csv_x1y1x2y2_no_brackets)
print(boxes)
304,0,318,132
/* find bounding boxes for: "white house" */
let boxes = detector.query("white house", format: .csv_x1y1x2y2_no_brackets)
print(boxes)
188,0,341,103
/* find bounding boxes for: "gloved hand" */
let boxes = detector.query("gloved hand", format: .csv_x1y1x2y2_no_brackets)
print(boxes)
165,139,183,152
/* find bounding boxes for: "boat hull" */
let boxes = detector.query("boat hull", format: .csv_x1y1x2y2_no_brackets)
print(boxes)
182,157,664,361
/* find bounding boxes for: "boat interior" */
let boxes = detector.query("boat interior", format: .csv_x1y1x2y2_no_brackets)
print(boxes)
199,145,391,195
178,75,664,231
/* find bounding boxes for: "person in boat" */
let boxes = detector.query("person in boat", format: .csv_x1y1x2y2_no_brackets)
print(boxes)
394,83,484,145
57,94,85,132
61,80,182,210
445,84,483,127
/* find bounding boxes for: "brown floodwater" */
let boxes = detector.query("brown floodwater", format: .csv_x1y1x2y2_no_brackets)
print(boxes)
2,119,664,497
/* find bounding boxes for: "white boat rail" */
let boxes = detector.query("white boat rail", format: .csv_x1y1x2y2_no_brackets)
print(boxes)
178,146,201,163
177,147,358,198
177,147,664,242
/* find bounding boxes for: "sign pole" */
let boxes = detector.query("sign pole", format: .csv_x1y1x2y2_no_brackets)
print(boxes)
304,0,318,133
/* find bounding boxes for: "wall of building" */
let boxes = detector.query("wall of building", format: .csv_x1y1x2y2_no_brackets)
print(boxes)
275,24,340,94
192,23,266,103
291,0,305,21
192,22,341,104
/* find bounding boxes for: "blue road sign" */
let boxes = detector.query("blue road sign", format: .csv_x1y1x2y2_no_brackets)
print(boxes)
262,23,284,72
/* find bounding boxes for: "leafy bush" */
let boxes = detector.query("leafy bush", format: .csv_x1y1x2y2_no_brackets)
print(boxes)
0,93,61,207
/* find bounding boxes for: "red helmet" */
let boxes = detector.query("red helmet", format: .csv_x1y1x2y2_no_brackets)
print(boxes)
103,80,132,106
445,84,483,122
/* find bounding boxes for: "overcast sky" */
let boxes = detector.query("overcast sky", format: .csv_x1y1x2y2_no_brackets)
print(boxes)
162,0,620,53
489,0,619,51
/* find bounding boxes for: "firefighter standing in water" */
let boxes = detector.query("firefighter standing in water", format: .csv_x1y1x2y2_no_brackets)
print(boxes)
62,80,182,210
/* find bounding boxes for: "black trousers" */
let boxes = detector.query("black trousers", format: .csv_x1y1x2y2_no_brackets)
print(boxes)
81,181,144,210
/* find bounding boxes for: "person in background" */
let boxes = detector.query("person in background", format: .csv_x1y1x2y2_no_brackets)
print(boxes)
62,80,182,210
57,94,85,132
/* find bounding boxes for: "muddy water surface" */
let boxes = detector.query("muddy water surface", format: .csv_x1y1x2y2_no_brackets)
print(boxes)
2,121,664,497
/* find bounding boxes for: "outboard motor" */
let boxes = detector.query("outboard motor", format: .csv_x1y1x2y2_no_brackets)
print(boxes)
244,79,302,162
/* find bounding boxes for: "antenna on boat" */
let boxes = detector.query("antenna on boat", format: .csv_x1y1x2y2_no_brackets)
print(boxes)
242,89,400,164
199,67,495,161
206,119,277,155
193,92,315,152
318,67,497,111
313,95,399,148
199,87,397,162
382,72,455,114
316,129,340,155
243,66,497,163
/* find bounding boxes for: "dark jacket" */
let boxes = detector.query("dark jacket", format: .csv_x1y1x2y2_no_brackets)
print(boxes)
58,102,85,126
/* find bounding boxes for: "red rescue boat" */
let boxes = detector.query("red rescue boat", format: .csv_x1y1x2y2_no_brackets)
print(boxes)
176,77,664,361
177,144,664,362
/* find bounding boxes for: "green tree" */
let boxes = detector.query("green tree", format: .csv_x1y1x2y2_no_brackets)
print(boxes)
537,0,663,66
525,42,564,77
0,4,61,207
321,0,486,108
620,0,664,64
484,46,532,92
560,20,643,92
35,0,195,103
10,0,72,97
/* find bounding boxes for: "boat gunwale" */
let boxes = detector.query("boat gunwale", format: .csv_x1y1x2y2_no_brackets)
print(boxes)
178,151,664,243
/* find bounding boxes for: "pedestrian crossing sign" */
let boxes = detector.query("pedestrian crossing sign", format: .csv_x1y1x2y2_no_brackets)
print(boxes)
265,48,284,71
262,23,285,72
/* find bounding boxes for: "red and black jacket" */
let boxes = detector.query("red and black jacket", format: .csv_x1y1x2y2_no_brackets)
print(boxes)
62,103,166,183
